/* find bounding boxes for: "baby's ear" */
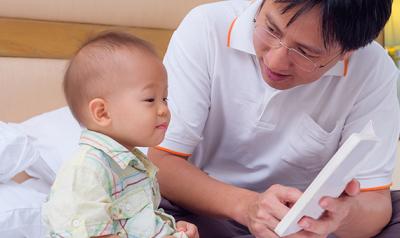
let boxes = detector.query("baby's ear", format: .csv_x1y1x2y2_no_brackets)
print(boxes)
88,98,111,127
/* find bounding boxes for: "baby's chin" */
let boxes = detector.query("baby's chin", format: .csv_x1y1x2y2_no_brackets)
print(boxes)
137,138,165,149
148,139,164,148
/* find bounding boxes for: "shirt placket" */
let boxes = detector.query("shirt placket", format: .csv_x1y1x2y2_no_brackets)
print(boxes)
255,88,284,130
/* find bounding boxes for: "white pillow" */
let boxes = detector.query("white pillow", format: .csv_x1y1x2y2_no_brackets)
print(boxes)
18,106,148,178
19,107,81,175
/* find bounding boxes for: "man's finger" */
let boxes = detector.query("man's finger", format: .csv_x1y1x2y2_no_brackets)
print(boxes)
269,184,303,204
298,213,337,236
258,185,303,220
344,179,360,197
249,221,279,238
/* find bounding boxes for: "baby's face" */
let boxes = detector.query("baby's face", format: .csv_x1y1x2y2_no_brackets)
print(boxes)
105,49,170,149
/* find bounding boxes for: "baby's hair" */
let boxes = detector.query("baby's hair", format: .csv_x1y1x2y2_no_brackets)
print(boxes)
63,31,157,124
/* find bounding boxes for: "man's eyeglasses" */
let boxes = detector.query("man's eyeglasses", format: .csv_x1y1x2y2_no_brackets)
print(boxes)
254,25,340,72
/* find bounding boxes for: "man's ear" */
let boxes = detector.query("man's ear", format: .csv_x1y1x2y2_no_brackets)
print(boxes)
88,98,111,127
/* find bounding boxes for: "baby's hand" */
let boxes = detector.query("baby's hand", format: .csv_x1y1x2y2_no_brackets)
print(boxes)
176,221,199,238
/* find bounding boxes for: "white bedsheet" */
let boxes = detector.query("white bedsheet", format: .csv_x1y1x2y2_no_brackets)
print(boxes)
0,181,47,238
0,107,148,237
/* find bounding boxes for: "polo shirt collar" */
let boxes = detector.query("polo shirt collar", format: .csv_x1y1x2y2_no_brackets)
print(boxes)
228,0,347,77
322,60,347,77
79,129,149,172
228,0,261,56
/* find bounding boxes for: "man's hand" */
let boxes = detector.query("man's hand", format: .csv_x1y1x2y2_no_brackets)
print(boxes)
297,179,361,237
246,180,361,238
176,220,199,238
246,184,303,237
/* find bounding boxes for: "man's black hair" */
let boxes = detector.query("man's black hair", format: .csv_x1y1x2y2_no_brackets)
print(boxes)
265,0,393,52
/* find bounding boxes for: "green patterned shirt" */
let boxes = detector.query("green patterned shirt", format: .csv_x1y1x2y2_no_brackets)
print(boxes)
43,129,186,238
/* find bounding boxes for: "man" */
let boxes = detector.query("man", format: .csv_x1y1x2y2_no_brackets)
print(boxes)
149,0,400,237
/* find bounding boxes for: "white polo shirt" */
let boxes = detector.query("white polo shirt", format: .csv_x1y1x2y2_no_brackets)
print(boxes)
158,0,400,192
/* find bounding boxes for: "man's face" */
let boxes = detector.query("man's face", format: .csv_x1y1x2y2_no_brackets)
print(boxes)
253,1,347,90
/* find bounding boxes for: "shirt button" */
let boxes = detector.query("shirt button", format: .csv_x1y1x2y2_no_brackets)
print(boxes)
72,219,80,227
50,233,57,238
117,230,126,237
125,204,131,211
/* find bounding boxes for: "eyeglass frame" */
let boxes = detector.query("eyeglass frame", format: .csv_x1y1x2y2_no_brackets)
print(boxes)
253,23,342,72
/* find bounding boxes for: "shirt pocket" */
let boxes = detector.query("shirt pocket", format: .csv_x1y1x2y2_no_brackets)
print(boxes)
111,189,175,237
281,113,342,171
110,189,151,220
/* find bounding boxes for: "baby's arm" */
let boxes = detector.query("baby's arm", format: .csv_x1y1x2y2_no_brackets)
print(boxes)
43,163,117,237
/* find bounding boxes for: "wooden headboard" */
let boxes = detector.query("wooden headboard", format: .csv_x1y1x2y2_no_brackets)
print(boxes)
0,0,217,122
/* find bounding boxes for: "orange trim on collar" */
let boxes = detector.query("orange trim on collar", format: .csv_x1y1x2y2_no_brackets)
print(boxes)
154,146,191,157
227,17,238,47
360,183,392,192
343,58,349,77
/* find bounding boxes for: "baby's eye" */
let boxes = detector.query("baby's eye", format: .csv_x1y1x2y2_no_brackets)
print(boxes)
163,98,168,103
144,98,155,102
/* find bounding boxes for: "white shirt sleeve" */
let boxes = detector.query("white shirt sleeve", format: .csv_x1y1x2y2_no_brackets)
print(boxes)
343,49,400,190
0,122,40,183
160,6,213,155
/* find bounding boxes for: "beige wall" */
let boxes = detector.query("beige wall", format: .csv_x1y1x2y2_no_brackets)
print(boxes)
0,0,217,29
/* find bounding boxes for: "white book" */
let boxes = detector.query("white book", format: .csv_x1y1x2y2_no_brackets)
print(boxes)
274,121,379,237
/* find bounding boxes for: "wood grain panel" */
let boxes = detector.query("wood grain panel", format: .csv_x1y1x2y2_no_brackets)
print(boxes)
0,17,173,59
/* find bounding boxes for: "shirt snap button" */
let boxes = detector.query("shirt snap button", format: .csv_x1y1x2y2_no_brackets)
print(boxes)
72,219,80,227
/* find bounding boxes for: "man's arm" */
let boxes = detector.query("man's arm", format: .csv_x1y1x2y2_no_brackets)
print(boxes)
148,147,258,224
149,148,393,237
334,190,391,237
300,181,392,238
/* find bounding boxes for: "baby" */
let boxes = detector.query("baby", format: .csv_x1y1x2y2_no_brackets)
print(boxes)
43,31,198,238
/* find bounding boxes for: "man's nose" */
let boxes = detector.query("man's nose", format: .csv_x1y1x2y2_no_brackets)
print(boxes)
263,46,291,72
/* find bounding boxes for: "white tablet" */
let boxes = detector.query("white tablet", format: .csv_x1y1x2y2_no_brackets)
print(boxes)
274,121,379,237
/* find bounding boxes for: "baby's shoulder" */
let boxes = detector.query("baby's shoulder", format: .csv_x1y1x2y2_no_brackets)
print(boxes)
58,145,109,175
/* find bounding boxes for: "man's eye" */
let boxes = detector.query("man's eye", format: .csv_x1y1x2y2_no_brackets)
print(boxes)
298,48,307,55
298,48,315,58
267,26,275,33
144,98,155,102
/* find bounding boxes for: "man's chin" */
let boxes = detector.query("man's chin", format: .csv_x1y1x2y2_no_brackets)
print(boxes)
263,77,295,90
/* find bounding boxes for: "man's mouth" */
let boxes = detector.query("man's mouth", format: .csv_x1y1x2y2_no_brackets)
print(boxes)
264,66,290,82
